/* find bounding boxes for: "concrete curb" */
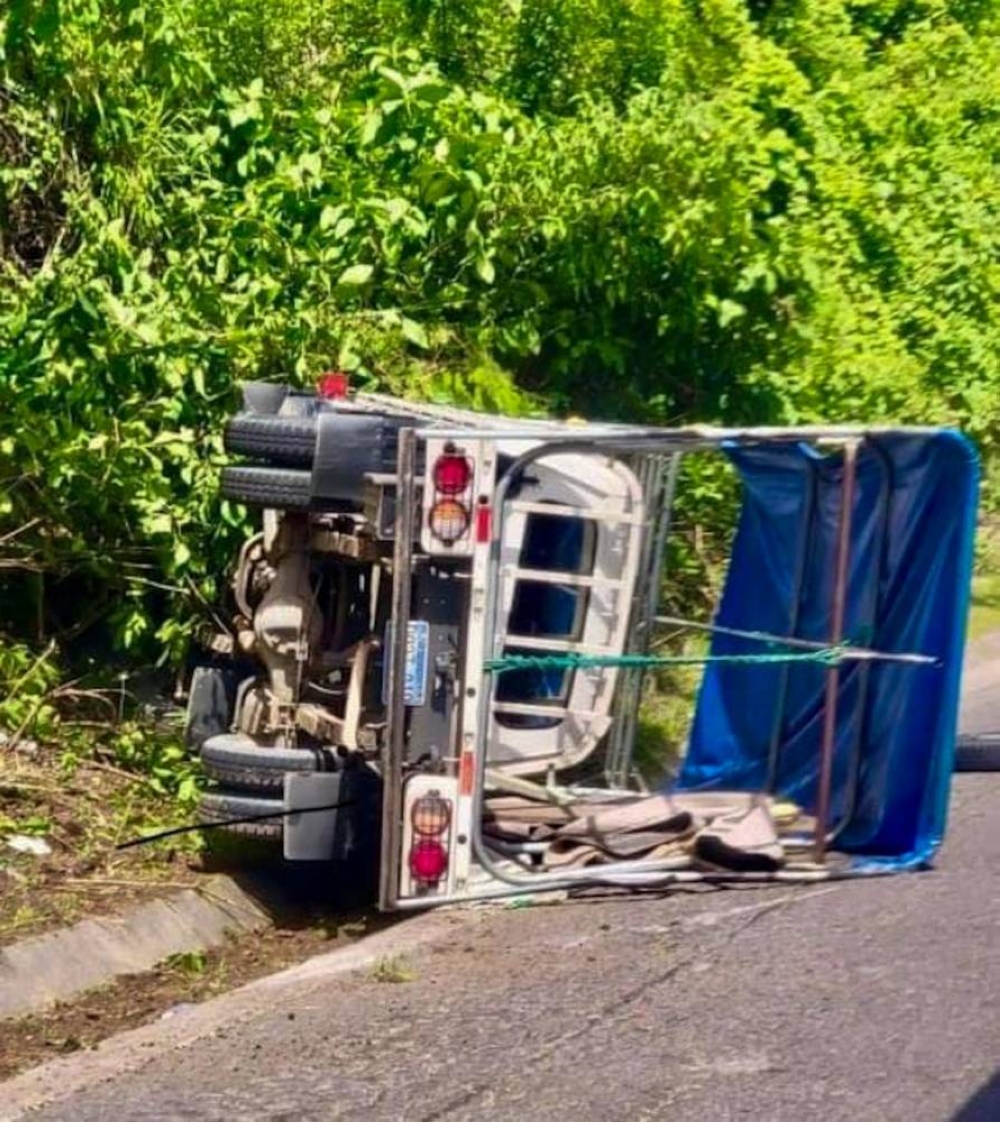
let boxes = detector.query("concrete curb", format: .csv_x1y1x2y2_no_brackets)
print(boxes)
0,876,273,1020
0,906,468,1121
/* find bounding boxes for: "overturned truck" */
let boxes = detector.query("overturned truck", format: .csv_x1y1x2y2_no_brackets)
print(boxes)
187,379,979,910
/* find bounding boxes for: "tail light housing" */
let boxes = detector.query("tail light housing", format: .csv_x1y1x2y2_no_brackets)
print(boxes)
400,777,457,897
421,439,478,554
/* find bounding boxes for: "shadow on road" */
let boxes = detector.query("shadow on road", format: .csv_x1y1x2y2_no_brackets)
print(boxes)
196,836,393,936
952,1071,1000,1121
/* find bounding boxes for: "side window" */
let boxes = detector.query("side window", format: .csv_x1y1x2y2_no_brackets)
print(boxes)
519,511,594,575
508,510,596,639
497,510,596,729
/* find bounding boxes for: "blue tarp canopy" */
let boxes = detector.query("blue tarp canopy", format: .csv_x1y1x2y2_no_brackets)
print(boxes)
676,431,979,869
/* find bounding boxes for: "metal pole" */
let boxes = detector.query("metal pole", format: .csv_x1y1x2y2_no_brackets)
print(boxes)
828,440,892,843
652,615,936,666
378,427,418,911
814,440,860,863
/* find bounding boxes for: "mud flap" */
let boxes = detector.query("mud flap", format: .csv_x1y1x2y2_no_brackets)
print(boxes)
283,766,383,870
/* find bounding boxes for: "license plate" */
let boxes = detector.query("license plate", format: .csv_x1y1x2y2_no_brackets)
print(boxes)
382,621,430,707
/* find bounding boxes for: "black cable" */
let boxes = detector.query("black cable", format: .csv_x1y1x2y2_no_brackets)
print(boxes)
116,798,357,850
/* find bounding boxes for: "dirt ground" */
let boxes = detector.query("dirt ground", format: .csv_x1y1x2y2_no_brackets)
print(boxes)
0,747,202,946
1,739,394,1086
0,896,387,1082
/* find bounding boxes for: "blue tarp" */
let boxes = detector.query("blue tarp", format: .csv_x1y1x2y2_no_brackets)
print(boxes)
676,432,979,869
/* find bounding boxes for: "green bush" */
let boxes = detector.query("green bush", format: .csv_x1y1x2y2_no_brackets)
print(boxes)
1,0,997,707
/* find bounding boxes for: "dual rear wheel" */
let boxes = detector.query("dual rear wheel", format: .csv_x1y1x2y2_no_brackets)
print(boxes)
197,733,336,841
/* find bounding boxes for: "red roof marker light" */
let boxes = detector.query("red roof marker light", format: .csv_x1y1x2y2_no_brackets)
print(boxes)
317,371,350,399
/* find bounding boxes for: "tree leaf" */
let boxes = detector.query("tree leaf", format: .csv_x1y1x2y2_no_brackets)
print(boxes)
337,264,374,287
717,300,747,328
475,253,496,285
401,317,429,348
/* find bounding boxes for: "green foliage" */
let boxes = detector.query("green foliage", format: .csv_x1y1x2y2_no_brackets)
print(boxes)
0,641,61,741
1,0,997,695
163,949,208,975
0,811,52,837
87,721,202,804
1,638,198,801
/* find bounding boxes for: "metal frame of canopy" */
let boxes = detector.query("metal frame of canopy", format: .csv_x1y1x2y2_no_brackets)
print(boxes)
379,420,952,911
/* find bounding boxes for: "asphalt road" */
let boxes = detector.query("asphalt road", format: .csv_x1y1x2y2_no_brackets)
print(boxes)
8,644,1000,1122
961,631,1000,736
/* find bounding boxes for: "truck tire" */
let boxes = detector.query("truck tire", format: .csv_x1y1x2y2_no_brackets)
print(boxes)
955,733,1000,772
198,790,284,841
221,465,312,509
224,415,316,466
200,733,336,794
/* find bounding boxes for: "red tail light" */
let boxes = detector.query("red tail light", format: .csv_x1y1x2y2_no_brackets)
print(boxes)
409,838,449,885
432,454,472,495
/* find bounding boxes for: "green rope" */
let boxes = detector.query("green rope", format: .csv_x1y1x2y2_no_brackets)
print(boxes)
485,646,849,675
